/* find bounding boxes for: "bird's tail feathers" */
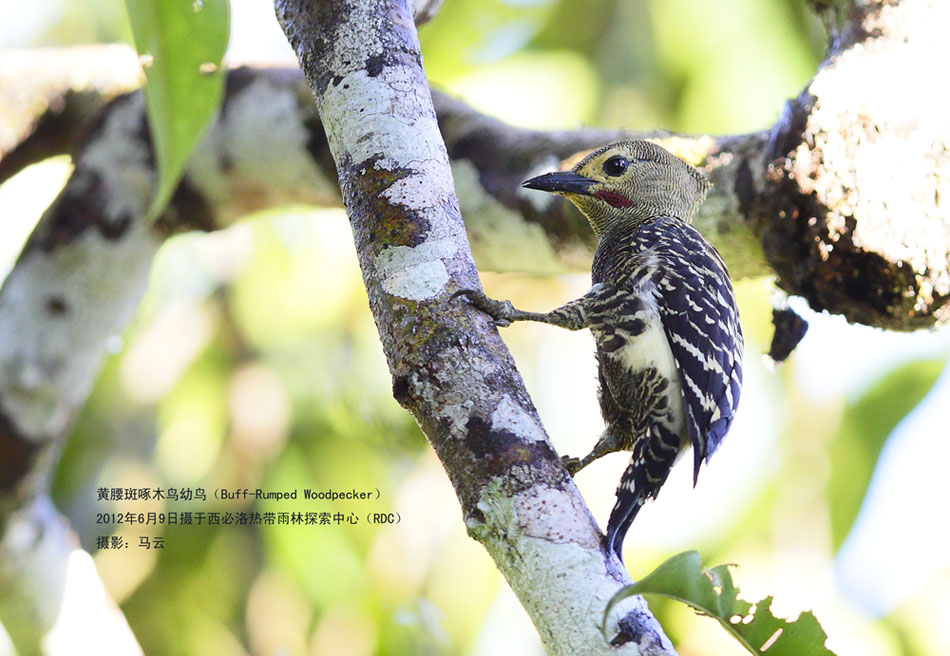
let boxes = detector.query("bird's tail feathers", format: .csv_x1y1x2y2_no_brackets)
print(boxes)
605,485,646,563
605,424,680,561
692,438,704,486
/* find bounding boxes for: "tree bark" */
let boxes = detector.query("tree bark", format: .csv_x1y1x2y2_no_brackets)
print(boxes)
755,0,950,329
273,0,673,653
0,0,947,651
5,1,948,330
0,498,143,656
0,91,159,654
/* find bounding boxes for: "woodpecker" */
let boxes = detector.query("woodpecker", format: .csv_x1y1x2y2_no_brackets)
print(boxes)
457,140,743,561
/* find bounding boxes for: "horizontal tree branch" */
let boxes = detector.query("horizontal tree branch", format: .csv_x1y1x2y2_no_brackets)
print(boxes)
0,45,143,184
5,2,947,332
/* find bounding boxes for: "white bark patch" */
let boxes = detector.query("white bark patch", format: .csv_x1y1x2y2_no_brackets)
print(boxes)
380,258,449,300
801,0,950,298
375,237,457,300
317,4,387,87
438,399,475,439
79,94,154,223
381,155,455,207
188,78,336,215
472,478,666,655
513,485,599,544
321,65,465,301
0,226,159,439
490,396,545,443
376,156,462,299
321,68,449,176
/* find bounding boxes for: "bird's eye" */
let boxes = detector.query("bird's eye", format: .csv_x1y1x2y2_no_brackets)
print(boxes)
602,156,628,177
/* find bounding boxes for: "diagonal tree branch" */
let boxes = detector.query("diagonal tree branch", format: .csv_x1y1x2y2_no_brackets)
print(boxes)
0,90,162,654
273,0,673,653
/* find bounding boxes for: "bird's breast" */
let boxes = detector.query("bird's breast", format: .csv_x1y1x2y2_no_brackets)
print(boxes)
602,313,672,374
593,310,689,445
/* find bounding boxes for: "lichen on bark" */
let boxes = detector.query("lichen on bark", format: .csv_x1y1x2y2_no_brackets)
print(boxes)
274,0,675,652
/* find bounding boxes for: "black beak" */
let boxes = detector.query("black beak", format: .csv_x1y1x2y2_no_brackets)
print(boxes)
522,171,595,195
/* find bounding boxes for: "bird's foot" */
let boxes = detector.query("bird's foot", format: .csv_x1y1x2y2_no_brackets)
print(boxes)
561,454,583,476
452,289,516,327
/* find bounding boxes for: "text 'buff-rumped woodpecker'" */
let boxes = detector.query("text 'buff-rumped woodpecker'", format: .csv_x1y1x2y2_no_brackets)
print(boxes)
457,140,743,561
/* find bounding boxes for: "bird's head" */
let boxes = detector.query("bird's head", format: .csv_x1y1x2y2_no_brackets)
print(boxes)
523,140,711,236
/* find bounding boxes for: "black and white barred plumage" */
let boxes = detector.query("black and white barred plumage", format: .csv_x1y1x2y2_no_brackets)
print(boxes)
590,216,742,556
456,140,743,561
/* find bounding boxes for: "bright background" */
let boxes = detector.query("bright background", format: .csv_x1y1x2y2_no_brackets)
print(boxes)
1,1,949,655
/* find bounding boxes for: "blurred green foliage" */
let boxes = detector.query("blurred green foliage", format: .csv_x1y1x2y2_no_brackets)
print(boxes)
828,358,945,552
0,0,944,654
420,0,822,131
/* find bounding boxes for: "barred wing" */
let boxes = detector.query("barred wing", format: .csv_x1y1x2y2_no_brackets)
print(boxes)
642,217,743,482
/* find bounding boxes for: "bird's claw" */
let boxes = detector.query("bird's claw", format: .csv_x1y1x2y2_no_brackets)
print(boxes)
452,289,515,327
450,289,477,303
561,455,583,476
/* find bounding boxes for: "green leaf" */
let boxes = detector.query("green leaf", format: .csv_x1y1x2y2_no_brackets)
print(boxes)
125,0,230,222
828,358,945,551
603,551,837,656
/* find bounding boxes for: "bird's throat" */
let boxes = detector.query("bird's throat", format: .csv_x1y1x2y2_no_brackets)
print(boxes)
592,189,635,209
